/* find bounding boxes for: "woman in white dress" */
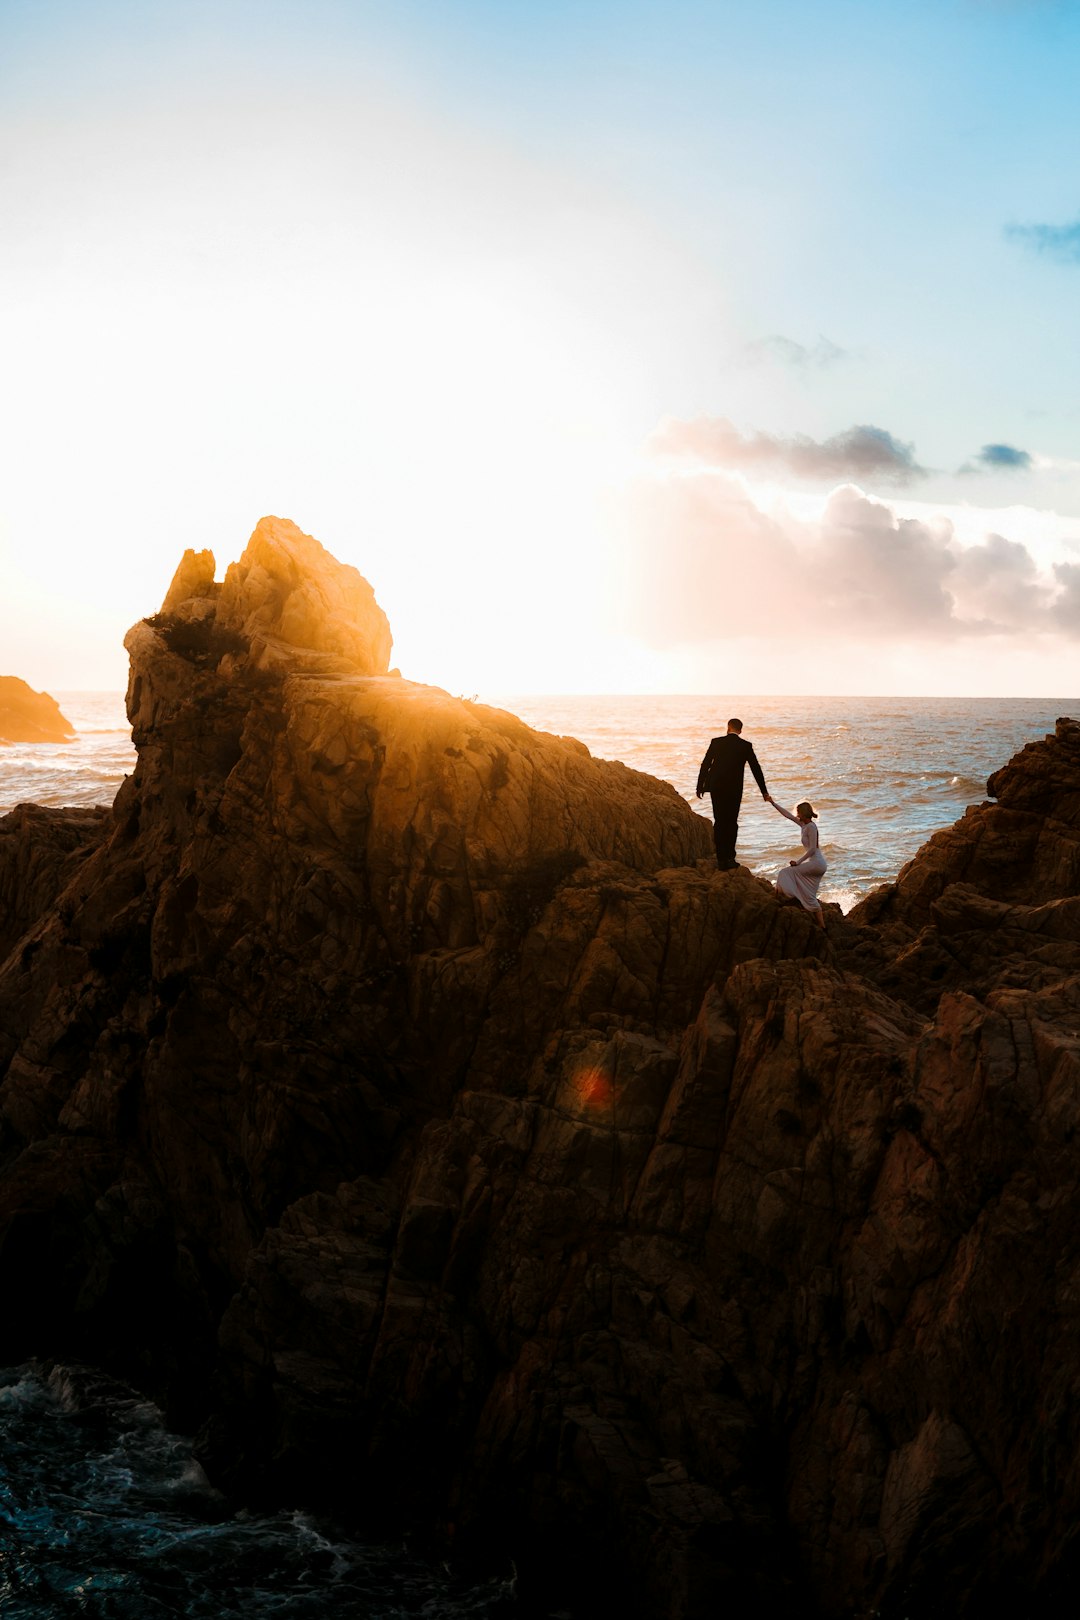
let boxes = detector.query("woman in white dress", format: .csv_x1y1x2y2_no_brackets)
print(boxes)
767,797,826,927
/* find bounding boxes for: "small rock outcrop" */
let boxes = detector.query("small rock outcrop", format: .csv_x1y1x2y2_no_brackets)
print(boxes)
0,676,74,744
5,518,1080,1617
850,716,1080,1005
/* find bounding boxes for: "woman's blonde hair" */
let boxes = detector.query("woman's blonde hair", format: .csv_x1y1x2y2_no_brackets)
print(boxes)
796,801,817,820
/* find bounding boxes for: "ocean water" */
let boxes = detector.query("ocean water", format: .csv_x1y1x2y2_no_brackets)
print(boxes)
500,692,1078,908
0,692,135,816
2,691,1077,911
0,1362,518,1619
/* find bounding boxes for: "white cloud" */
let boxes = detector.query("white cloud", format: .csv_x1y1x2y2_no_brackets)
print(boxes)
649,416,925,484
626,470,1080,649
742,333,850,370
950,532,1051,630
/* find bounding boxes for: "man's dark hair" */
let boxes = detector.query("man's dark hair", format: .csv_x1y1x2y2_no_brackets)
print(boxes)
727,717,743,732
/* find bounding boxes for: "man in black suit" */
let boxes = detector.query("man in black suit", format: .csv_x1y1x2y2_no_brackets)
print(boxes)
695,717,769,870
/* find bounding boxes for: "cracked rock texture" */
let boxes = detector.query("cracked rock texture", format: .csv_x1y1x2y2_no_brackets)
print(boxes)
3,516,1080,1617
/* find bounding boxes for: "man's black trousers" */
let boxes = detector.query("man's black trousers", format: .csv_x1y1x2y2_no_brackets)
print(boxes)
709,787,741,868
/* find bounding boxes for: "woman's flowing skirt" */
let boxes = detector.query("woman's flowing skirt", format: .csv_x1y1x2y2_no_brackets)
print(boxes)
776,852,827,911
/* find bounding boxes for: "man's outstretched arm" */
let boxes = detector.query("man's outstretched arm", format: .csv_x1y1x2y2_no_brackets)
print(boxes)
748,747,768,799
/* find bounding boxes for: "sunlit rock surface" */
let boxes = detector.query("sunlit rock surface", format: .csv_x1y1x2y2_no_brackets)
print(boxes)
0,676,74,744
218,514,393,674
4,519,1080,1617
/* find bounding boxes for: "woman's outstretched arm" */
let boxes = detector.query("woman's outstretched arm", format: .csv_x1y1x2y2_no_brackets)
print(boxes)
766,795,800,824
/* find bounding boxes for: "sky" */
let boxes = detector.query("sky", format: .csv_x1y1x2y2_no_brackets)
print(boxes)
3,0,1080,697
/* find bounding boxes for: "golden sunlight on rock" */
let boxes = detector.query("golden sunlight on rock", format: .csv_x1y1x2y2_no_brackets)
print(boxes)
152,517,394,678
218,515,393,676
162,547,217,616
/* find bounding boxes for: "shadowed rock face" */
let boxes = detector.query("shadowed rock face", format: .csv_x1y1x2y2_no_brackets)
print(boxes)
0,676,74,744
4,519,1080,1617
850,716,1080,1007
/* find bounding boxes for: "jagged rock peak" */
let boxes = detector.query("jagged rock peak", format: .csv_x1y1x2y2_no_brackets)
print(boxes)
162,548,217,617
150,517,393,677
218,516,392,676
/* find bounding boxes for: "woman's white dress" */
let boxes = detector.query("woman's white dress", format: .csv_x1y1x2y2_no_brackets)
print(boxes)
773,805,827,911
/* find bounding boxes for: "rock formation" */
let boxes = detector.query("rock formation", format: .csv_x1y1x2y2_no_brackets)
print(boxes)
0,675,74,744
3,514,1080,1616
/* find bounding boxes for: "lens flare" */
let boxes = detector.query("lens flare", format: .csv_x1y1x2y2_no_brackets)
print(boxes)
573,1066,614,1113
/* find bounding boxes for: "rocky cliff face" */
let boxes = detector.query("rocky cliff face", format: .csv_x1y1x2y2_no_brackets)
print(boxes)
0,675,74,744
3,516,1080,1617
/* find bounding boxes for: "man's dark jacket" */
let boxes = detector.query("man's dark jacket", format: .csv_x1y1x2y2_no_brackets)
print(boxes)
697,733,768,802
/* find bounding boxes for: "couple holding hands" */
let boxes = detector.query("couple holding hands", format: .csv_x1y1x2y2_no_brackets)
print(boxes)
696,718,827,928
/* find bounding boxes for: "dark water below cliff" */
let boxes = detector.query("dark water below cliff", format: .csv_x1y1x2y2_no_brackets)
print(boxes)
0,1363,521,1618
